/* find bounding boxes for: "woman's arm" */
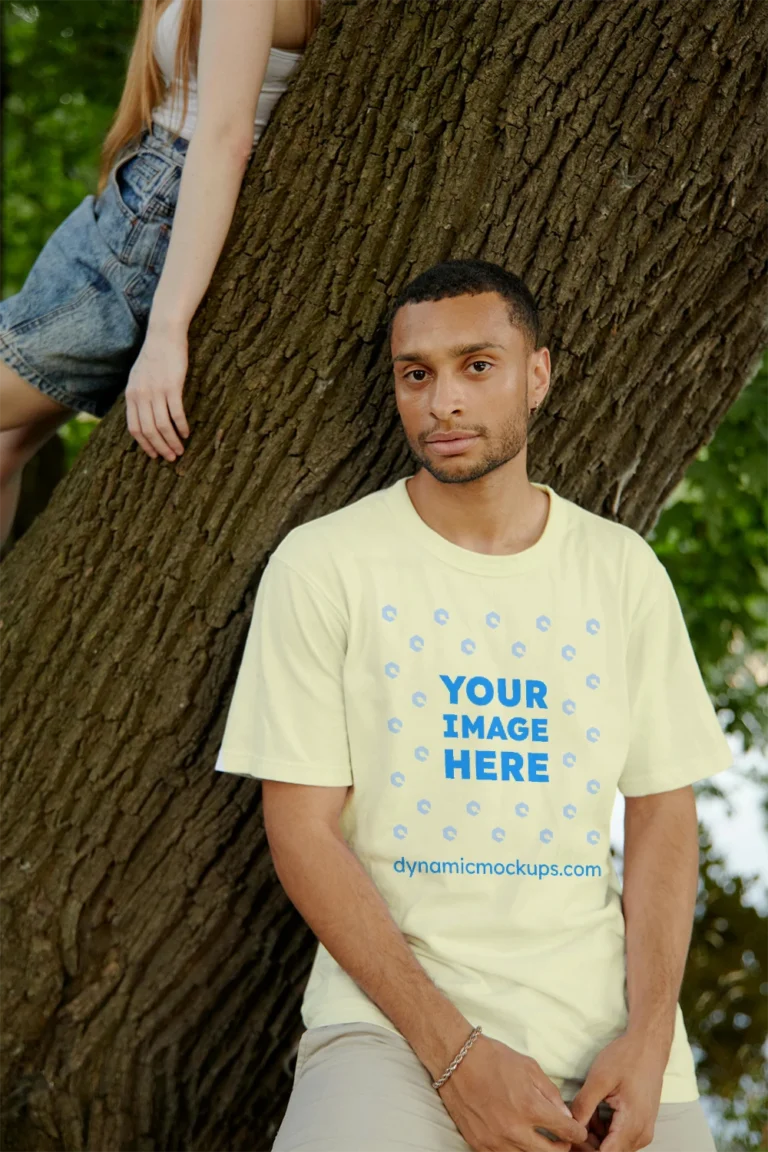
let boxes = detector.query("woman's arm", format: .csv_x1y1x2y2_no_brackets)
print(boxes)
126,0,279,462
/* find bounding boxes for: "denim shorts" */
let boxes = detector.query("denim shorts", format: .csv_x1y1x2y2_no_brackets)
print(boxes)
0,121,189,419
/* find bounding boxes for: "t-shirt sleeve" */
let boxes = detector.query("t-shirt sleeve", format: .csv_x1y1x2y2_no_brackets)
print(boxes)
215,553,353,787
618,557,733,798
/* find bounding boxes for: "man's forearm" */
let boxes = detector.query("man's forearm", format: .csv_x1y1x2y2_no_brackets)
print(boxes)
622,787,699,1053
269,821,475,1081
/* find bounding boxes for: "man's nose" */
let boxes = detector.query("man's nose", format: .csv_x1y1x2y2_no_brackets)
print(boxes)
428,374,464,419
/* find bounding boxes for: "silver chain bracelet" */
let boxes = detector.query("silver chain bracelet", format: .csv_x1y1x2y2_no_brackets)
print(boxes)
431,1025,483,1090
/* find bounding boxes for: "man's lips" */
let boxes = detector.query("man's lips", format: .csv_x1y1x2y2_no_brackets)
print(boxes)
424,432,480,456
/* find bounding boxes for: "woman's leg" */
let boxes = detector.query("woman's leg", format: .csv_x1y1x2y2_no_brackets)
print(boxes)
0,359,78,431
0,360,79,546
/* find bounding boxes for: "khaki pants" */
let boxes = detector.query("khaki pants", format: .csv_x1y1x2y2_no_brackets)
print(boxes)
272,1022,717,1152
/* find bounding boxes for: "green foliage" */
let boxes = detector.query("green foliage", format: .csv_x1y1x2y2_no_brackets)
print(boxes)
3,0,138,295
649,351,768,759
59,413,100,471
685,825,767,1147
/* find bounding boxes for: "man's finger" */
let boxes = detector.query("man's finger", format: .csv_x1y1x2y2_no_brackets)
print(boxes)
569,1134,601,1152
568,1124,603,1152
532,1076,573,1116
569,1080,613,1129
569,1106,610,1151
530,1116,594,1151
599,1102,645,1152
527,1073,588,1147
532,1108,589,1148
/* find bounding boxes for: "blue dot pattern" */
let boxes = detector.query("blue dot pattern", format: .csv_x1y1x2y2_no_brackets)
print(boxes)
380,603,605,850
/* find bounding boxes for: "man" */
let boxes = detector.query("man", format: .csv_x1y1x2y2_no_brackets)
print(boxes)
216,258,731,1152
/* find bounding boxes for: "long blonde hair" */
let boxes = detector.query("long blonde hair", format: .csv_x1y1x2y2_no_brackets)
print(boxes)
97,0,322,195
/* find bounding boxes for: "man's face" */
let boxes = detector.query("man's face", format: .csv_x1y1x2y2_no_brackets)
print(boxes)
391,291,549,485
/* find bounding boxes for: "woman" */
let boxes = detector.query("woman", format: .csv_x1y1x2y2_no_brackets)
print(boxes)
0,0,323,547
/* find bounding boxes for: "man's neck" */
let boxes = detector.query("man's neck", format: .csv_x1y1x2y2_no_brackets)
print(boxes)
405,467,550,558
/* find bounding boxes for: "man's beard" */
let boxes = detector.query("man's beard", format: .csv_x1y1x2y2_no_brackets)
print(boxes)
409,407,529,485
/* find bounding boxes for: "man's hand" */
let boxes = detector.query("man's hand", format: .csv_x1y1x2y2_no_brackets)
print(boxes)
125,325,190,462
439,1033,589,1151
567,1032,666,1151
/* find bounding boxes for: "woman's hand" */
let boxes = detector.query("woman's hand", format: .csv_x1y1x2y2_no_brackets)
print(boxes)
125,321,190,461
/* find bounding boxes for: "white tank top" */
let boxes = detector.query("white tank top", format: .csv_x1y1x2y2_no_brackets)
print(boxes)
151,0,322,146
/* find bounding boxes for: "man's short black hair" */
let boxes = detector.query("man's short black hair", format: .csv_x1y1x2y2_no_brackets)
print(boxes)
385,258,540,355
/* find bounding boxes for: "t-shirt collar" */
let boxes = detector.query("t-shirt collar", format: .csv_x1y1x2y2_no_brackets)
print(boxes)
383,475,565,577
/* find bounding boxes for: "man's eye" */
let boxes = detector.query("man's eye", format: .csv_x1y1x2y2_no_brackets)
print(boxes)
404,362,491,382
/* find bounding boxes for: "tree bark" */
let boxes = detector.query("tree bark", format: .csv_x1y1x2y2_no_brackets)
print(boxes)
1,0,766,1148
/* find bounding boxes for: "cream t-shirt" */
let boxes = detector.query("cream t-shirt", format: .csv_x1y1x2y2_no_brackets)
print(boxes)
216,476,732,1103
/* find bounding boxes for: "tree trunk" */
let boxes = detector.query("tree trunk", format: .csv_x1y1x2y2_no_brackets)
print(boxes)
1,0,766,1148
